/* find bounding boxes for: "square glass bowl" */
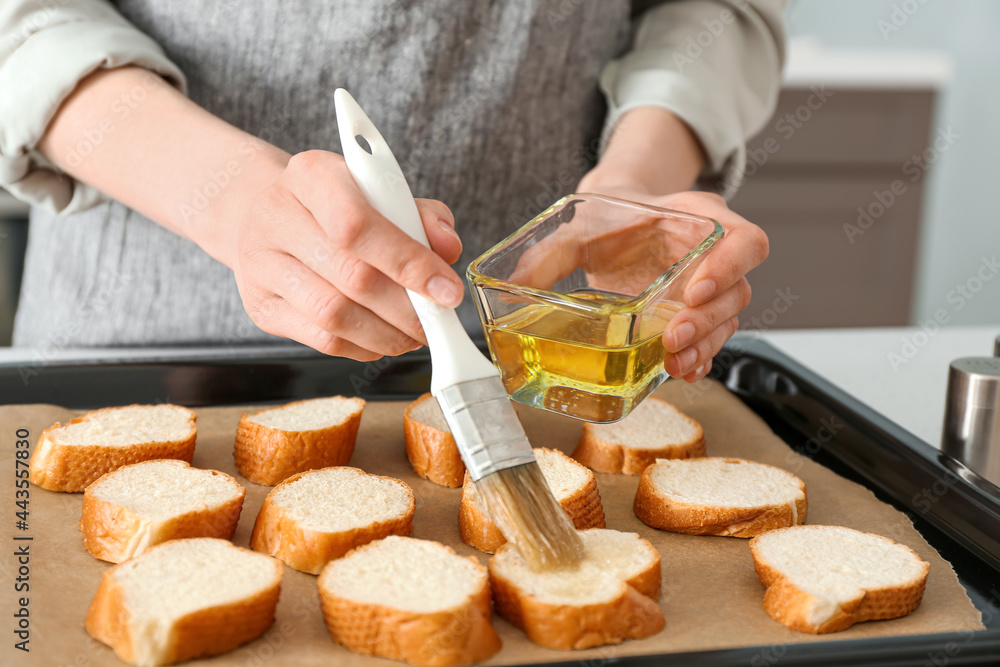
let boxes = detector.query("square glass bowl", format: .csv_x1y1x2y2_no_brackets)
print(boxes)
467,193,724,423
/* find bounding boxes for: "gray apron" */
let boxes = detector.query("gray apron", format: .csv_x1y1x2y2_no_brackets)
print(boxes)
13,0,631,347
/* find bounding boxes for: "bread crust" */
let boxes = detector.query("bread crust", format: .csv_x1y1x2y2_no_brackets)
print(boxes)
403,393,465,487
633,457,807,538
458,449,606,553
488,535,664,650
28,405,197,492
749,526,930,633
250,467,415,574
80,461,246,563
318,542,501,666
571,399,705,474
233,398,364,486
85,541,283,666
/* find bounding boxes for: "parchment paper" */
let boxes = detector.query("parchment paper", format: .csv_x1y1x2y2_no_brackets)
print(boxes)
0,379,984,666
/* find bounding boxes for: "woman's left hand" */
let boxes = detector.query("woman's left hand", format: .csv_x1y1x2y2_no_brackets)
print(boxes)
576,107,770,383
575,186,769,383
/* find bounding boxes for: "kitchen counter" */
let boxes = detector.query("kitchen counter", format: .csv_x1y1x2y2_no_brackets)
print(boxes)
2,325,997,450
760,325,999,450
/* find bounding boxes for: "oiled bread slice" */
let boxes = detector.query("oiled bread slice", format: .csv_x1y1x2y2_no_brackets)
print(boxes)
403,392,465,487
750,525,930,633
251,466,415,574
459,447,605,553
318,535,501,666
572,396,705,474
86,538,283,667
634,457,806,537
29,404,197,492
489,528,664,650
81,459,245,563
234,396,364,485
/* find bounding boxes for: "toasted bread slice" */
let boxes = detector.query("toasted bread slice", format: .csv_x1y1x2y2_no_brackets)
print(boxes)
572,396,705,474
318,535,501,666
489,528,664,650
234,396,364,485
29,404,197,492
750,525,930,633
81,459,245,563
250,466,414,574
459,447,605,553
85,538,283,666
403,392,465,487
634,457,806,537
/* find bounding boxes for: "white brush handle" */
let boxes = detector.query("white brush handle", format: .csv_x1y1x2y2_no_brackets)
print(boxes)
333,89,499,393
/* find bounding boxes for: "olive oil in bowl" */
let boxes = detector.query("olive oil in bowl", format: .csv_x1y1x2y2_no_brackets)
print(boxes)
483,289,681,423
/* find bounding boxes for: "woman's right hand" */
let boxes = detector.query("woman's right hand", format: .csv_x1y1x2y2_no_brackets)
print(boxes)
37,68,462,360
231,150,464,361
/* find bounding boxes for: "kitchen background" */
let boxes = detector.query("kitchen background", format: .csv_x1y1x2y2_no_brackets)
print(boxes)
1,0,997,345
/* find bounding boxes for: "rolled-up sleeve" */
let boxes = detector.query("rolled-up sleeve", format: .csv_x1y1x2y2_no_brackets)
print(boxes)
0,0,186,214
600,0,785,198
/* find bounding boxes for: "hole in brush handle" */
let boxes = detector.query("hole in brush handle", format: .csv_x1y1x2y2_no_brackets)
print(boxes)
354,134,373,155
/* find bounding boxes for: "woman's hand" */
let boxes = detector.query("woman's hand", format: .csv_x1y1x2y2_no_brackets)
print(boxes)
577,107,769,383
38,67,465,361
232,150,464,361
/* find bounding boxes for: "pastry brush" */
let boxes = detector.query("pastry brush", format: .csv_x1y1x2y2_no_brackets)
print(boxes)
334,88,582,570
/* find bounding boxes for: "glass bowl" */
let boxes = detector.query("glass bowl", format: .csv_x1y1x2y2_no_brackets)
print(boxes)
467,193,724,423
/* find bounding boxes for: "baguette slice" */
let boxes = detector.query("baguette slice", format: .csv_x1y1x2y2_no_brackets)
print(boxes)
489,528,664,650
234,396,364,485
750,525,930,633
29,404,197,492
318,536,501,666
81,459,245,563
572,396,705,474
634,457,806,537
86,538,283,667
403,392,465,487
459,447,605,553
250,466,415,574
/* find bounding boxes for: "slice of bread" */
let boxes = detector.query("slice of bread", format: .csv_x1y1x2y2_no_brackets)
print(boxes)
749,525,930,633
459,447,605,553
86,537,283,666
318,535,501,666
489,528,664,650
634,457,807,537
29,404,197,492
250,466,415,574
234,396,365,485
403,392,465,487
571,396,705,474
81,459,246,563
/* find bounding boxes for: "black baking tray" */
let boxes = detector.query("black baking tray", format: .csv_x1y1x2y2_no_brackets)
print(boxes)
3,336,999,666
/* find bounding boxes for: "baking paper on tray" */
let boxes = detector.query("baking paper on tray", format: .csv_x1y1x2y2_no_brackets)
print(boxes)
0,378,984,666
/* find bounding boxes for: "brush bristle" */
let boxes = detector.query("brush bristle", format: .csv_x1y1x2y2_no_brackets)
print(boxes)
475,463,584,570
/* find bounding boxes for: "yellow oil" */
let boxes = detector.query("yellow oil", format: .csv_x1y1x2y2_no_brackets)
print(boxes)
483,289,681,422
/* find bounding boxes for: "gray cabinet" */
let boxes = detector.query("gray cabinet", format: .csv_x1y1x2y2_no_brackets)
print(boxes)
727,87,939,329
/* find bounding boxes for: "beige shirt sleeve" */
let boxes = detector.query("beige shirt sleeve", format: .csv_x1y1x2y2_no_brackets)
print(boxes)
601,0,786,198
0,0,186,214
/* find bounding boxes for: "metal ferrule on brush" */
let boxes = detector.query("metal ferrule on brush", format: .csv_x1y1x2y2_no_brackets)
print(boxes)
435,378,538,481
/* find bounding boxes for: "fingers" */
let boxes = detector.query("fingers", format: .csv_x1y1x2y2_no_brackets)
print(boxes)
684,216,768,307
239,287,385,362
665,316,738,380
268,253,423,356
279,215,427,345
416,198,462,265
283,151,464,307
663,279,752,353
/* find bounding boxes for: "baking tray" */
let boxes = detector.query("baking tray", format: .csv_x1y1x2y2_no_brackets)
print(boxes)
2,336,999,666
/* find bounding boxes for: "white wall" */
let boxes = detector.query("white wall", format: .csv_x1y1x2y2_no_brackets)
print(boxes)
785,0,1000,326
